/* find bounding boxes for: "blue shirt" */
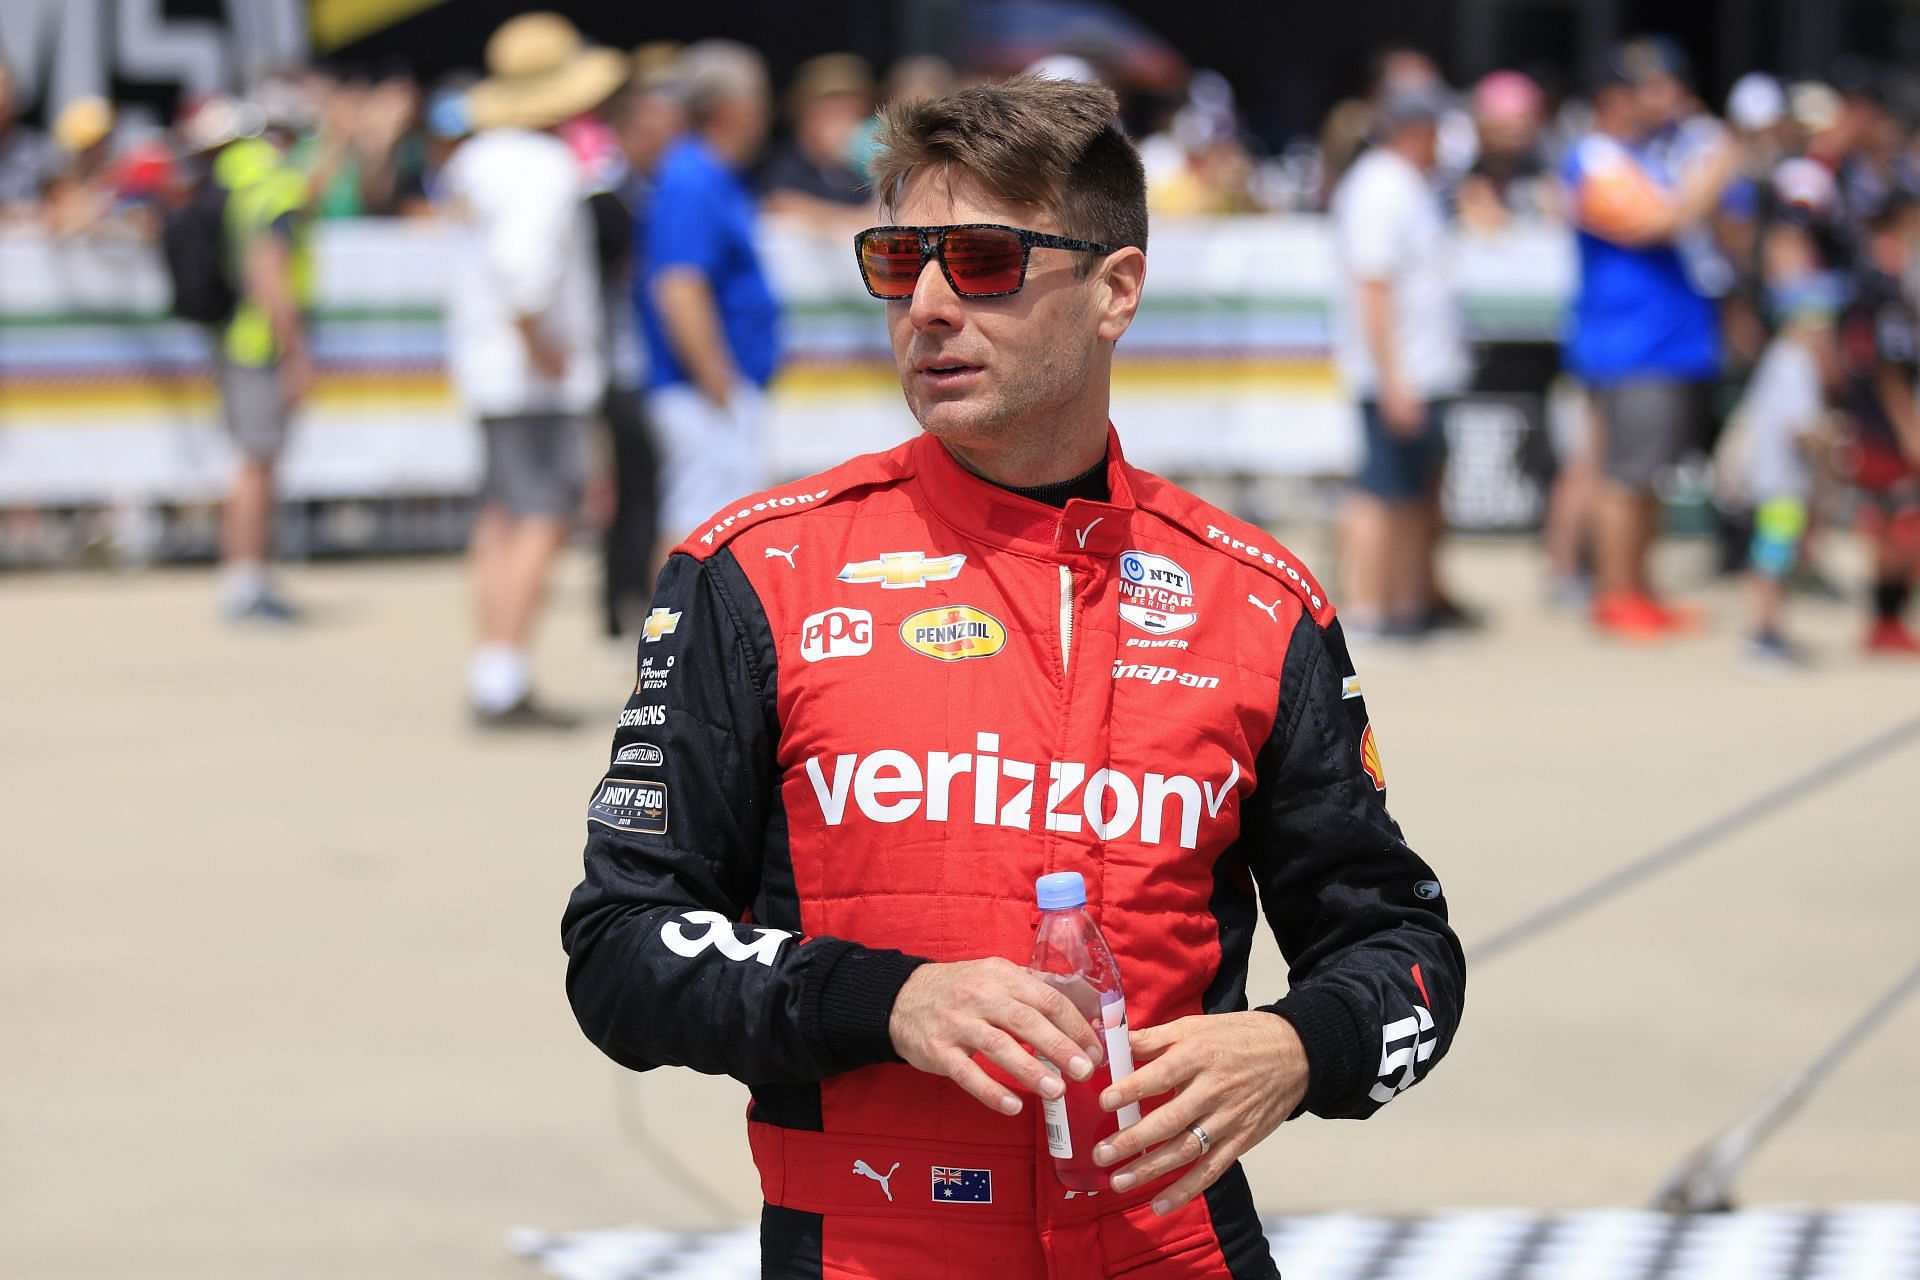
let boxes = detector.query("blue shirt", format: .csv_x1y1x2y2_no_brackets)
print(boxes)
636,137,780,390
1560,133,1721,385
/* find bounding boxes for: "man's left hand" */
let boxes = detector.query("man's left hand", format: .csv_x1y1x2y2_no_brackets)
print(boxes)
1092,1012,1309,1215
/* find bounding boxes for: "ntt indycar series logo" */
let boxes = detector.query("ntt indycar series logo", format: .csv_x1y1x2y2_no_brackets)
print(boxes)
802,732,1239,850
1117,550,1197,634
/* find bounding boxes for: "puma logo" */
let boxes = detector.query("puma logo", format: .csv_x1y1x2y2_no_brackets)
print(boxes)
1247,593,1280,622
765,545,799,568
1073,517,1104,549
852,1159,899,1202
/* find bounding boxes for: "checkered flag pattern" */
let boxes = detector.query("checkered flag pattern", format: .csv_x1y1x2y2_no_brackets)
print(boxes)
510,1204,1920,1279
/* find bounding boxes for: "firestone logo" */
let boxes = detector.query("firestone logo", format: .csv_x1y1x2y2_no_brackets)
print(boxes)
801,732,1240,850
1203,525,1325,612
696,488,831,547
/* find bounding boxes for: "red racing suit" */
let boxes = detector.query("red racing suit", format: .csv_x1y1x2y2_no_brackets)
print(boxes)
563,428,1465,1279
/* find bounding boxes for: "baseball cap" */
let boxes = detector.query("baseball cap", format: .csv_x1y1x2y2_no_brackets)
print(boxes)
1790,81,1843,133
1378,83,1447,129
1727,72,1785,132
1607,35,1692,87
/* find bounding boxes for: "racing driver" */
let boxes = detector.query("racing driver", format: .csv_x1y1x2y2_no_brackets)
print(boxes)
563,75,1466,1279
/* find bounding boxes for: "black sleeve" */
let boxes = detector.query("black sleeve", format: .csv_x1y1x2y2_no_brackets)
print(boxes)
561,548,930,1085
1248,614,1467,1119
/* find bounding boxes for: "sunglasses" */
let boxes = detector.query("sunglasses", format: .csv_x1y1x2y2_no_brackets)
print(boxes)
853,223,1116,300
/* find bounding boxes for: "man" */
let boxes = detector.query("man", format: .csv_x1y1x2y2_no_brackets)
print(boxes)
1562,41,1738,639
637,40,780,558
563,77,1464,1278
1331,85,1470,641
762,53,879,235
201,105,329,622
0,61,58,216
1836,193,1920,654
441,13,626,726
593,57,684,638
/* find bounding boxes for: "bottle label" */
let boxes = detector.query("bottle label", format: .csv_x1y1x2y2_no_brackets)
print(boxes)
1038,1057,1072,1158
1103,997,1143,1130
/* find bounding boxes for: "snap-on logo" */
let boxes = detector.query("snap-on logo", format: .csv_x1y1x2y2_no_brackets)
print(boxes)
1117,550,1197,635
801,732,1240,851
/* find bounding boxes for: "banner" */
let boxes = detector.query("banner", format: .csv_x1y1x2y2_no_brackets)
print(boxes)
0,215,1574,516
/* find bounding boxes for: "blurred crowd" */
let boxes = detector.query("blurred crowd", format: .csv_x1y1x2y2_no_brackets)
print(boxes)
4,18,1920,716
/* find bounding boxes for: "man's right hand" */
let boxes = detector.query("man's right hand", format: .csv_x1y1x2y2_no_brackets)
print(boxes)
889,958,1104,1116
1381,379,1427,438
518,317,569,381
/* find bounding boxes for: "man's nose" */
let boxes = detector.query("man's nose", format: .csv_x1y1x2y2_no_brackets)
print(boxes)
907,253,963,329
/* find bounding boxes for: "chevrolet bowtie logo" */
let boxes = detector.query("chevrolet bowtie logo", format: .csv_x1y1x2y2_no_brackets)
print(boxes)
836,551,967,589
642,607,682,642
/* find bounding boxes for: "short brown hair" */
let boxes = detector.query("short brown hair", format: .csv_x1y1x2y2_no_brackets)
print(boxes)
870,75,1148,267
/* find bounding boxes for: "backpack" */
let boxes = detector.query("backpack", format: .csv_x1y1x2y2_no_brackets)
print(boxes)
161,181,237,325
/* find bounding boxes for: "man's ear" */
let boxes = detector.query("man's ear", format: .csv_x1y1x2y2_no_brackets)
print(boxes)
1095,246,1146,342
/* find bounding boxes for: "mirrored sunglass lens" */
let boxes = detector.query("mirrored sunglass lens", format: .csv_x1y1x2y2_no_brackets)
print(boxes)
860,233,924,296
942,229,1026,294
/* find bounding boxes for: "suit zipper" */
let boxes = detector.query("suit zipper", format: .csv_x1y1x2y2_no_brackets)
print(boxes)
1059,564,1074,676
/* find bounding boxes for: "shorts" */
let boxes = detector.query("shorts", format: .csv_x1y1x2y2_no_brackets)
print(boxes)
649,380,768,541
1750,495,1808,580
216,356,291,461
1355,398,1450,500
1592,379,1710,488
478,413,588,519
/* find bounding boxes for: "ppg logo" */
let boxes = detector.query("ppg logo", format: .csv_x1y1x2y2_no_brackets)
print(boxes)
800,608,873,662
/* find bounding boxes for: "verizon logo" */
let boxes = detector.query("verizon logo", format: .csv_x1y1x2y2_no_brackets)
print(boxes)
800,732,1239,850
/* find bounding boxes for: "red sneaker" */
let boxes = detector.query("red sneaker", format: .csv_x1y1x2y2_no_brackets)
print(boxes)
1650,597,1705,633
1593,590,1671,641
1864,619,1920,656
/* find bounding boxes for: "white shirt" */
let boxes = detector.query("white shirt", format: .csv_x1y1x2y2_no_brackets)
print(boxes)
1331,147,1470,399
439,129,604,417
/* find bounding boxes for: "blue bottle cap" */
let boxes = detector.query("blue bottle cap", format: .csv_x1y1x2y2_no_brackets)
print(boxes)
1035,871,1086,910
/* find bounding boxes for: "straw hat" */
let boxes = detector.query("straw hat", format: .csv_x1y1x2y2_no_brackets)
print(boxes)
467,13,629,131
53,96,115,153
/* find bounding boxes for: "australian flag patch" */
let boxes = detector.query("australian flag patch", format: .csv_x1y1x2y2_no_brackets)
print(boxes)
930,1166,993,1204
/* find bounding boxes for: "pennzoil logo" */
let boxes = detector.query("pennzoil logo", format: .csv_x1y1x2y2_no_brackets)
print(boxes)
838,550,967,589
1360,723,1385,791
901,606,1007,661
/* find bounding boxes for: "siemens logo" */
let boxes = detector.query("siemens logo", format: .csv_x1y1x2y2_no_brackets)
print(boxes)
800,733,1240,850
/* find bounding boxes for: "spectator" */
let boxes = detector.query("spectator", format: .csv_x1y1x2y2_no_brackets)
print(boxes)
173,96,321,622
1330,85,1470,641
592,60,686,637
846,54,955,185
638,40,779,553
353,73,432,216
0,60,58,216
1456,71,1556,234
1716,160,1845,667
42,97,144,240
1834,193,1920,655
1560,46,1737,640
441,12,626,727
1145,70,1261,216
761,53,877,234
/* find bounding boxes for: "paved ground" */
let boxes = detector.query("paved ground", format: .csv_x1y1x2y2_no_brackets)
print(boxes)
4,534,1916,1280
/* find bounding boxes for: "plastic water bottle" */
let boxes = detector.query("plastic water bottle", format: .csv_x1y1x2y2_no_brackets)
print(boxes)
1029,872,1142,1190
